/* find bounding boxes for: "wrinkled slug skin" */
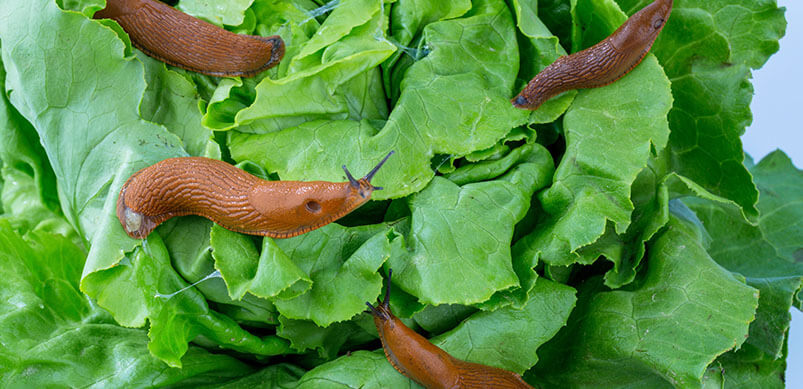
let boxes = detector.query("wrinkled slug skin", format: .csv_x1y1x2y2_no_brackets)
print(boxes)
367,282,532,388
116,157,375,239
95,0,285,77
512,0,673,109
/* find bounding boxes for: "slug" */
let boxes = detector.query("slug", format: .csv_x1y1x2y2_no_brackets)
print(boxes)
116,152,393,239
366,270,533,389
512,0,672,110
95,0,285,77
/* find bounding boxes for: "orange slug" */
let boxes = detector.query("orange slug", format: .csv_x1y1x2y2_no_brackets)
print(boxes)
366,270,533,389
95,0,285,77
116,152,393,239
512,0,672,110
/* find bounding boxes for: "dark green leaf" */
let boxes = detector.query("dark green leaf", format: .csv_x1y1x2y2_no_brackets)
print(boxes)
530,213,759,388
684,151,803,358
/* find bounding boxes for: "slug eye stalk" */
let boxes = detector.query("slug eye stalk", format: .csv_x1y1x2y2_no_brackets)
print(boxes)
364,269,393,319
364,151,395,183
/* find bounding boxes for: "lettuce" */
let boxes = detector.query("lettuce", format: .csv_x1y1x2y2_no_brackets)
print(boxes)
0,0,799,387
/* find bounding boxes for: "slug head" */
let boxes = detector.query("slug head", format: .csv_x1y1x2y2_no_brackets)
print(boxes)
249,180,368,237
249,151,394,238
116,168,164,239
366,269,394,325
343,150,394,194
611,0,673,51
511,92,546,110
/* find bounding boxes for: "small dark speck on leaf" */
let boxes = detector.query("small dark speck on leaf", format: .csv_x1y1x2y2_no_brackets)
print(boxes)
793,248,803,263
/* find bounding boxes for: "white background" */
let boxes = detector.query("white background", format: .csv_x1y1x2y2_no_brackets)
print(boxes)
741,0,801,385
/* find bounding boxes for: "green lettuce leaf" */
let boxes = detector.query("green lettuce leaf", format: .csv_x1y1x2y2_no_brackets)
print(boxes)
578,158,671,288
295,351,414,388
1,0,798,384
211,224,312,301
702,343,787,389
163,217,282,327
230,0,554,200
0,0,288,367
269,225,396,326
0,0,187,274
513,0,672,275
83,232,293,367
389,148,553,306
529,212,759,388
217,364,306,388
57,0,105,15
0,56,71,237
536,0,572,49
296,277,576,386
431,278,577,375
684,151,803,358
277,316,372,359
214,0,396,133
626,0,787,221
138,52,217,158
0,220,254,386
177,0,255,26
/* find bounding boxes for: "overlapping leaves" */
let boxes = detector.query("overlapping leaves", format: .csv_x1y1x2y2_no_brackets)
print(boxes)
529,212,760,388
0,0,798,387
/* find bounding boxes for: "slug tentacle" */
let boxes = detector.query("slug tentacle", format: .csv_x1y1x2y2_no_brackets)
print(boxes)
366,269,532,389
512,0,672,110
343,165,359,189
116,154,393,239
365,269,393,320
95,0,285,77
365,151,395,183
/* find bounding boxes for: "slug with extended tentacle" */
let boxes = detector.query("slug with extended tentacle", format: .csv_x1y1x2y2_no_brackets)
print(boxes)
512,0,673,110
366,270,533,389
95,0,285,77
116,152,393,239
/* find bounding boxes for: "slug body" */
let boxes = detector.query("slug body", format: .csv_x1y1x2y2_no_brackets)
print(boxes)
366,271,532,389
117,153,393,239
95,0,285,77
512,0,673,109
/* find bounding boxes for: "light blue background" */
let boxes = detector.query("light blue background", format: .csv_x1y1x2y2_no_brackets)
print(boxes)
741,0,801,386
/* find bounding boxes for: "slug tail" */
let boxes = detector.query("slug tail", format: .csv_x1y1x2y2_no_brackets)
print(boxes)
453,360,533,388
96,0,285,77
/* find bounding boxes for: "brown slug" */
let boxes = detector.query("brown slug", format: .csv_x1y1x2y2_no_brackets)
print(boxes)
116,152,393,239
366,270,533,389
512,0,673,110
95,0,285,77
